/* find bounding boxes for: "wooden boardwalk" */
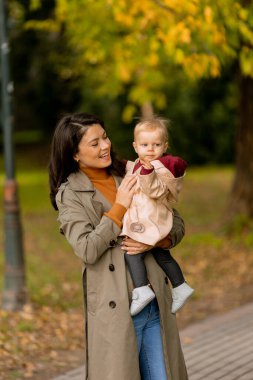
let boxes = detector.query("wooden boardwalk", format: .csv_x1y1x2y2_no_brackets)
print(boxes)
180,302,253,380
53,302,253,380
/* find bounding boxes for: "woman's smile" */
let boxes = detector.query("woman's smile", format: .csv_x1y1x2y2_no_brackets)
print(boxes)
99,151,111,160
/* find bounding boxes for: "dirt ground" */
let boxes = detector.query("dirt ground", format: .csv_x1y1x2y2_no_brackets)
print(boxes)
1,283,253,380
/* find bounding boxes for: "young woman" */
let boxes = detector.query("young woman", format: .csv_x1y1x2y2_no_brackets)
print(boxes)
49,112,188,380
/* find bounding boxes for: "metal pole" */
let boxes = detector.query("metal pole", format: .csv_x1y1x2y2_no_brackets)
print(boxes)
0,0,26,310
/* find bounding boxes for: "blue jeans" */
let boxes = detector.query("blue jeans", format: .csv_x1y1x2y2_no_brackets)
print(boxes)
132,298,167,380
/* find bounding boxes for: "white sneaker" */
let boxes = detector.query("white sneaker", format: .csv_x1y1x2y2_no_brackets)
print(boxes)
130,285,156,316
171,282,194,314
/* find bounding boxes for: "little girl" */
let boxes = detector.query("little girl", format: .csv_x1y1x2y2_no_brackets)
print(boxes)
122,116,194,316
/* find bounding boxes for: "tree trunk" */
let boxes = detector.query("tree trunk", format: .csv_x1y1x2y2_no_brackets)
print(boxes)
229,74,253,218
141,101,154,118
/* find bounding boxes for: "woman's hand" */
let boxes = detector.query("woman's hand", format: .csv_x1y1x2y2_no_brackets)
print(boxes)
155,235,172,249
121,236,153,255
115,174,137,209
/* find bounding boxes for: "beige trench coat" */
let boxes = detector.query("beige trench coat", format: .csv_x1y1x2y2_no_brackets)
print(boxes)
56,170,188,380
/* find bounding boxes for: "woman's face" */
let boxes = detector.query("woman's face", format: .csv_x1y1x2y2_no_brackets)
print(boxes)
74,124,112,169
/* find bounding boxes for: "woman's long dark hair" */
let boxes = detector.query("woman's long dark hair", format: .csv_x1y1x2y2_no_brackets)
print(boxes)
49,112,125,210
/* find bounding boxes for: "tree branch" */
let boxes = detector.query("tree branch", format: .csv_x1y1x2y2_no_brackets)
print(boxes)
151,0,177,15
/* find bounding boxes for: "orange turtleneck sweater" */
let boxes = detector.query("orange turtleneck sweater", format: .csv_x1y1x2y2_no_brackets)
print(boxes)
81,167,126,228
81,167,171,249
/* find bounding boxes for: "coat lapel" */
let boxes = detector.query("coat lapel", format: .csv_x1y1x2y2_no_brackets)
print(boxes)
91,195,104,218
67,170,122,221
67,171,103,221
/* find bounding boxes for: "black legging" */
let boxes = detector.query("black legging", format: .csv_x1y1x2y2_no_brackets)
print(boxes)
125,247,185,289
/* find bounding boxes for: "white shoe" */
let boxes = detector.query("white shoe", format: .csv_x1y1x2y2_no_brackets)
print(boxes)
130,286,156,316
171,282,194,314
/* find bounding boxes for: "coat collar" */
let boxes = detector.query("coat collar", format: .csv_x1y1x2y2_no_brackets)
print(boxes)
66,170,122,222
67,170,122,192
67,170,94,192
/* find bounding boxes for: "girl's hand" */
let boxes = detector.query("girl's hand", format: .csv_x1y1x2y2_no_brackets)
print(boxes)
121,236,153,255
140,158,154,170
115,174,137,209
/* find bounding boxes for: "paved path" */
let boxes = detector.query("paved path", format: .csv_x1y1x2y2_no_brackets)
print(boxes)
52,302,253,380
180,302,253,380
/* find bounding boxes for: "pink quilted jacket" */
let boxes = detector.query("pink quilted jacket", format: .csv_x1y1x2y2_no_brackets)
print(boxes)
121,160,185,245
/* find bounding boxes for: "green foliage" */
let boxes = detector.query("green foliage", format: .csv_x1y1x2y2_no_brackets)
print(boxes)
7,0,81,137
5,0,249,165
166,65,237,164
26,0,252,120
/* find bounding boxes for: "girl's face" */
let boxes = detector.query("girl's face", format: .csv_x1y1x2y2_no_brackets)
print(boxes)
74,124,112,169
133,130,168,163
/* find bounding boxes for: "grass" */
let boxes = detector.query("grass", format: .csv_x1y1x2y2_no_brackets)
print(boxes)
178,166,233,230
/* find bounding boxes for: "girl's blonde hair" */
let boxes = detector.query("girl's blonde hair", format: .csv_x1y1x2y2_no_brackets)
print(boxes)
134,116,170,143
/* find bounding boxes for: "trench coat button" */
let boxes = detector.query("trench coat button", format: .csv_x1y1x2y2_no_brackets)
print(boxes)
109,239,117,247
109,301,116,308
165,277,169,284
109,264,115,271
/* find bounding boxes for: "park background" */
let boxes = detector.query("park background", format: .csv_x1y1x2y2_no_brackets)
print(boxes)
0,1,253,379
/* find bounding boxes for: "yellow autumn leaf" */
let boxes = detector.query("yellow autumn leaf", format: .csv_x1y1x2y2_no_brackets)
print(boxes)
181,28,191,44
149,53,159,66
175,49,185,64
29,0,41,11
204,6,213,24
210,57,221,77
122,104,137,123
